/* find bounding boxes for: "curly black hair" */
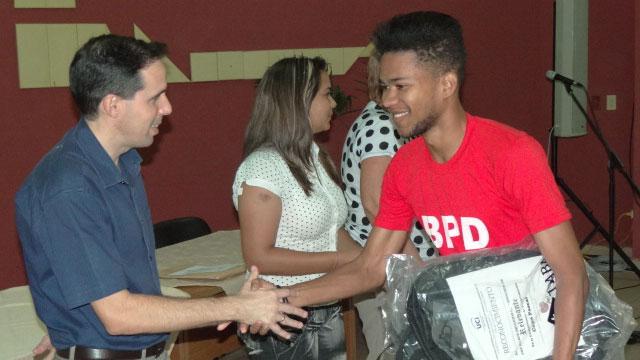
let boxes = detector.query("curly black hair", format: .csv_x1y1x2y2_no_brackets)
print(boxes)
372,11,466,83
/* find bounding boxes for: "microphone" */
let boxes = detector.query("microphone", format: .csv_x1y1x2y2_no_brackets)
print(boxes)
546,70,583,87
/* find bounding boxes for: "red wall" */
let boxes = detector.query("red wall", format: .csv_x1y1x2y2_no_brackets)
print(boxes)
1,0,636,289
564,0,636,252
635,0,640,258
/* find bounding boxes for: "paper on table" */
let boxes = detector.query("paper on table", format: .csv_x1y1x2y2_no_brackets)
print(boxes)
170,264,241,276
160,263,245,280
156,230,247,293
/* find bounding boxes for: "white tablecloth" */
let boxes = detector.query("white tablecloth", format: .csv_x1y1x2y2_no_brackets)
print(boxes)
0,286,47,360
0,230,244,360
0,286,189,360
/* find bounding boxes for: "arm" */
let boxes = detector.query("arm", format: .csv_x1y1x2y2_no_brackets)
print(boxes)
92,266,307,339
361,156,419,260
289,226,408,306
503,137,587,358
401,236,422,260
533,221,588,360
238,183,353,275
360,156,392,221
337,227,362,264
32,335,54,360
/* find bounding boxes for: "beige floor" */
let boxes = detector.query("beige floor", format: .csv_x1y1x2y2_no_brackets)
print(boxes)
220,246,640,359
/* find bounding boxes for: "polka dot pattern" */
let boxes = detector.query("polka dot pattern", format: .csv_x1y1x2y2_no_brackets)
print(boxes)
233,143,348,286
340,101,437,260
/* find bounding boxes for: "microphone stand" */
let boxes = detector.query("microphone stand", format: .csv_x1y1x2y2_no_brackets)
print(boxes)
550,82,640,286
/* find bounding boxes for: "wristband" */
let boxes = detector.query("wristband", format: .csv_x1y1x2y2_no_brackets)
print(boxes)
276,285,289,303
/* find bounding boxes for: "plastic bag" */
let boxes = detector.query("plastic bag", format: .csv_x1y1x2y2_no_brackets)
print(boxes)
382,241,636,360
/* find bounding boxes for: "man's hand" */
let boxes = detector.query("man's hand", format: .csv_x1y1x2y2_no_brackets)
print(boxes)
251,277,276,291
218,270,277,334
230,275,278,334
218,266,307,339
32,334,55,360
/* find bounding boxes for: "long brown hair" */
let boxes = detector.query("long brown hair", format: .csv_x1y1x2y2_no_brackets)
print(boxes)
367,51,382,102
243,56,340,196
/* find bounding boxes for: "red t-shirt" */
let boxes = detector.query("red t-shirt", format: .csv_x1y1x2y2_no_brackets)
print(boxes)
375,114,571,256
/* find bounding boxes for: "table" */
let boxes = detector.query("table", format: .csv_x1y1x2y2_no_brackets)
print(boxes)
156,230,358,360
0,285,189,360
156,230,247,295
0,286,47,360
156,230,246,359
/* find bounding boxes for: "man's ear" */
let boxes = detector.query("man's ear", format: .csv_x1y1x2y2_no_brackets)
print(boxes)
99,94,123,118
440,72,459,99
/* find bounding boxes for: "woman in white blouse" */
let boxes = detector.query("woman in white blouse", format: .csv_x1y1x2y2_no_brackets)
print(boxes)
232,56,361,360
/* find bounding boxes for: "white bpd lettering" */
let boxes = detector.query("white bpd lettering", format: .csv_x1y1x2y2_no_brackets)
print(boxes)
422,215,489,250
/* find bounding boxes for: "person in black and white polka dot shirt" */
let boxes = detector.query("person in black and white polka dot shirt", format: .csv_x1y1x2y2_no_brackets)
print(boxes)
342,101,438,260
341,56,437,260
339,55,437,360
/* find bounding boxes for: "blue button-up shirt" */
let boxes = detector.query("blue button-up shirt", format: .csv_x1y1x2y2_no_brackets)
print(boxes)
15,119,167,349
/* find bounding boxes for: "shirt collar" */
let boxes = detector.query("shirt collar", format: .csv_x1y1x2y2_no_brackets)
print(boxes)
73,119,142,188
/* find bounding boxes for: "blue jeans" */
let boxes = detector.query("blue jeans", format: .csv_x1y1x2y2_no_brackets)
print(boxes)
241,304,346,360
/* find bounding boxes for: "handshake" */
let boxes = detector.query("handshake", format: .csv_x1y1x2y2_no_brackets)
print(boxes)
32,265,307,359
218,265,308,339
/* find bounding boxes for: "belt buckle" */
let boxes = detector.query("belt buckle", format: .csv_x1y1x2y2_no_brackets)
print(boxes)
55,340,165,360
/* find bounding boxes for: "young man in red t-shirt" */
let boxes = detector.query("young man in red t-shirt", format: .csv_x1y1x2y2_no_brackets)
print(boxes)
289,11,588,359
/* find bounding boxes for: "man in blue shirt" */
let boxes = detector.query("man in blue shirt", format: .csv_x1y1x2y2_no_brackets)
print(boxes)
16,34,305,360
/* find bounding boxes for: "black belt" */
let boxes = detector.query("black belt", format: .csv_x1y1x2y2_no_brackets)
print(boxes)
56,340,165,360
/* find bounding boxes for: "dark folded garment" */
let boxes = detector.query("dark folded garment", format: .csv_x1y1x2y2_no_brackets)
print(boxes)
393,249,633,360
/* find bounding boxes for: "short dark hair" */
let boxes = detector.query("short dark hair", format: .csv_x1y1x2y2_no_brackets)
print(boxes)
372,11,466,82
69,34,167,119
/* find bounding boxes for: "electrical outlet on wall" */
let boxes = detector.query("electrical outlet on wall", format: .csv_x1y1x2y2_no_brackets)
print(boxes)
606,95,617,111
